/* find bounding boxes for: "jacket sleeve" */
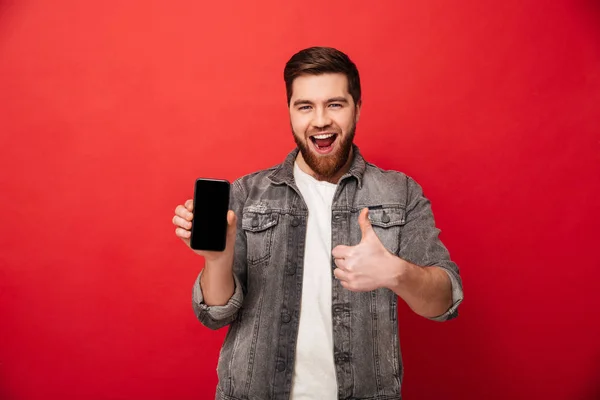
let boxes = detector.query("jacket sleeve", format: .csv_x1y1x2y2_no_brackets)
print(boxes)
192,179,248,330
399,176,464,321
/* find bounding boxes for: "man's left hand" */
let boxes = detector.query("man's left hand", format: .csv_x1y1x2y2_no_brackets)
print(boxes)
332,208,405,292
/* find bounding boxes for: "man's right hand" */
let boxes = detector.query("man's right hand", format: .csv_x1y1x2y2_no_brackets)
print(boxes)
173,199,238,265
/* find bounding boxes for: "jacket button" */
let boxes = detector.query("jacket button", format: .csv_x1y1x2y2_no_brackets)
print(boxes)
281,313,291,323
291,218,300,227
251,217,259,228
276,361,286,372
333,214,341,221
381,212,390,223
336,354,350,363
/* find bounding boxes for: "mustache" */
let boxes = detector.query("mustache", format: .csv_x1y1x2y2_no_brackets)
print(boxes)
307,127,342,136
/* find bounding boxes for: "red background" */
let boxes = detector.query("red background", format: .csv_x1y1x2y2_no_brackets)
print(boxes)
1,1,599,399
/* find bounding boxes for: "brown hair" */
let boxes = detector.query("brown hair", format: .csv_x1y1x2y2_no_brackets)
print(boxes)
283,46,361,106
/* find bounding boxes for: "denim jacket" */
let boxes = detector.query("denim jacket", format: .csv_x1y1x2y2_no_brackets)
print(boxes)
193,145,463,400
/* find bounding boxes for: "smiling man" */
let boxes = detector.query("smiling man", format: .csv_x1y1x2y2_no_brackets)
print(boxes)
172,46,464,400
290,72,356,184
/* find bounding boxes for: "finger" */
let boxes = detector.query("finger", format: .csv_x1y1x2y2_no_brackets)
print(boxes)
185,199,193,212
225,210,238,249
339,279,359,292
175,227,191,239
227,210,237,227
172,215,192,230
332,245,353,259
176,205,194,221
333,257,349,271
358,208,375,241
333,268,350,282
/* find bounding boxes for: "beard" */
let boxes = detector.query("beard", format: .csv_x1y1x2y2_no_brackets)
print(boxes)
293,122,356,180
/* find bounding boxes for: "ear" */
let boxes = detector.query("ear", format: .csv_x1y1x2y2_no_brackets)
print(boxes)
355,100,362,123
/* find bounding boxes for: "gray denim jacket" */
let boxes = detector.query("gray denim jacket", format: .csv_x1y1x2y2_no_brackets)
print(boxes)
193,145,463,400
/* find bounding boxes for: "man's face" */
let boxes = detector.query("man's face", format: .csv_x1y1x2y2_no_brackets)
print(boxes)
289,73,360,179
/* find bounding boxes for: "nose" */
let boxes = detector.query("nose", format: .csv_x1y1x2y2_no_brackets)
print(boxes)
312,107,332,129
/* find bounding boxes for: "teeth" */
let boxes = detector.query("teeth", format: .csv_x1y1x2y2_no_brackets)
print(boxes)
313,133,334,139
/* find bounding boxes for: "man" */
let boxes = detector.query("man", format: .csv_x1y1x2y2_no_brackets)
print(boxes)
172,46,463,400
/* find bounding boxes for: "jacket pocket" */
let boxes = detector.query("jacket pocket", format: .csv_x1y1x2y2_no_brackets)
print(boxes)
367,206,405,255
242,209,279,265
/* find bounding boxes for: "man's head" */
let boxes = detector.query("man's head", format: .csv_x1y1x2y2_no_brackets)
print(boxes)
284,47,362,181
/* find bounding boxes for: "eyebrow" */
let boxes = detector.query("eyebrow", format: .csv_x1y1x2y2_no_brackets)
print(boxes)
292,97,350,107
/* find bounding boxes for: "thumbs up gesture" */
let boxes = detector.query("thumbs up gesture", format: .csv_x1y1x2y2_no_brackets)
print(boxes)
332,208,405,292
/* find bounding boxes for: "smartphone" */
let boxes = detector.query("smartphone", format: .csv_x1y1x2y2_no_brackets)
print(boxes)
190,178,231,252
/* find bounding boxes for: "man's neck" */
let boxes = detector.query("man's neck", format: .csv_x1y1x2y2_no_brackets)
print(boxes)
295,147,354,185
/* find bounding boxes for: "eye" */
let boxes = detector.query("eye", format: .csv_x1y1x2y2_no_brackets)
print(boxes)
329,103,343,108
298,105,312,111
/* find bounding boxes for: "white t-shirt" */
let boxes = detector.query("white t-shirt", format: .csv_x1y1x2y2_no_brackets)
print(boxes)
290,161,338,399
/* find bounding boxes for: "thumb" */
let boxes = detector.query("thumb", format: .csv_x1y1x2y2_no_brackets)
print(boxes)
358,208,374,241
226,210,237,244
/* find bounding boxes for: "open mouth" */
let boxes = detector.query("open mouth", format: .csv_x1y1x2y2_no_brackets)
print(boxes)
310,133,338,154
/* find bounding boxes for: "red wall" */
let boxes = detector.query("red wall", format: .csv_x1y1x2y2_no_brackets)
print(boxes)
1,1,599,399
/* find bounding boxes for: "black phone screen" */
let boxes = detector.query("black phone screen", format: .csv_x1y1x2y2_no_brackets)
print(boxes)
190,178,230,252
